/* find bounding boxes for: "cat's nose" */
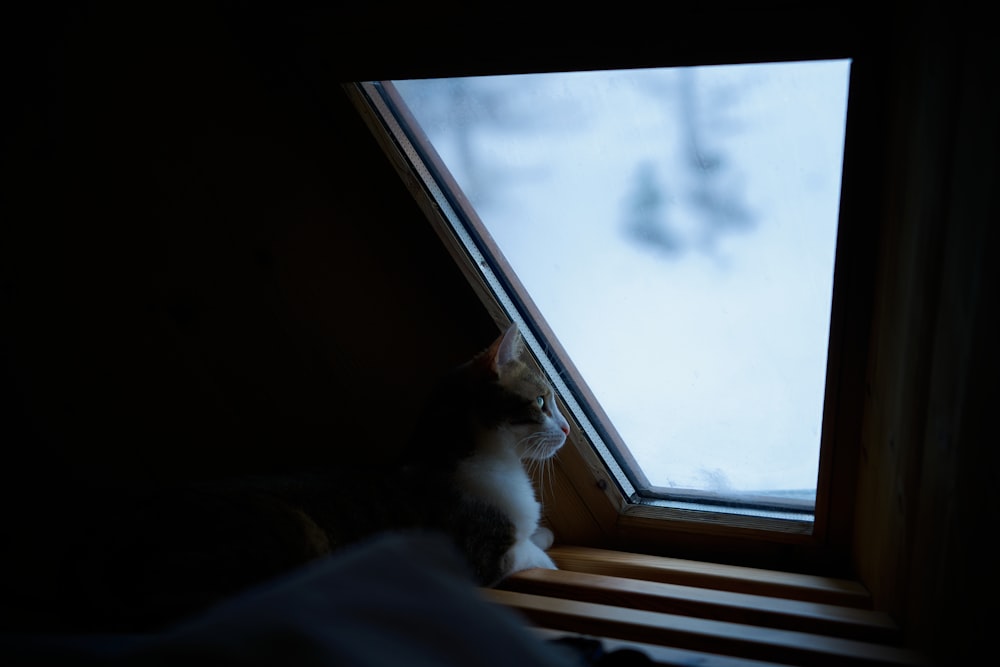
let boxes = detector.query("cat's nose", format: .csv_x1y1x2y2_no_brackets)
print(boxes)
560,423,570,435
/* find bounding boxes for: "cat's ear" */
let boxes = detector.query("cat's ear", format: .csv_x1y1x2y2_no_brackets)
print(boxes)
487,322,523,372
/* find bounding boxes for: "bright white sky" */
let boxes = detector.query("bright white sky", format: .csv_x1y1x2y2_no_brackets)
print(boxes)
395,60,851,497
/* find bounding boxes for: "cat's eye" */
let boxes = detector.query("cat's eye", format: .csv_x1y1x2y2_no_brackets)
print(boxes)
536,396,545,408
350,56,859,544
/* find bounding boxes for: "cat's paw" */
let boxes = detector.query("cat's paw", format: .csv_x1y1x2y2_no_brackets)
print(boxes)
529,526,554,550
507,539,557,574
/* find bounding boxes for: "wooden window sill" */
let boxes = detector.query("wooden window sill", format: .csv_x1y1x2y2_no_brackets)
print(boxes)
486,546,928,666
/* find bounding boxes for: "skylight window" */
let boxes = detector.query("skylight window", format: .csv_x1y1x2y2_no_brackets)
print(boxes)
361,60,851,520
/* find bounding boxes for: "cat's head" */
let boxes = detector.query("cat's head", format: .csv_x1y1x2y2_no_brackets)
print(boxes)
407,323,570,465
467,323,570,461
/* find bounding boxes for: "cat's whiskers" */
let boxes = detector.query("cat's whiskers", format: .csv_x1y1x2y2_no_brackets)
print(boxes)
518,432,561,507
534,457,555,507
544,460,558,512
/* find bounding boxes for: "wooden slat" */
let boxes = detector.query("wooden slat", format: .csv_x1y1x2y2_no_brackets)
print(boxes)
548,546,872,608
500,568,898,644
533,628,799,667
486,589,929,667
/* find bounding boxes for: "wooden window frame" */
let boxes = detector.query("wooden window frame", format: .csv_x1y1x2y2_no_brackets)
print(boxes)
345,46,884,575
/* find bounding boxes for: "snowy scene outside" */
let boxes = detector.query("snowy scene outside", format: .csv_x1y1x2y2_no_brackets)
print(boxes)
393,60,851,501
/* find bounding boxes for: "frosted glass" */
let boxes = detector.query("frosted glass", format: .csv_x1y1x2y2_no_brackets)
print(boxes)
394,60,850,501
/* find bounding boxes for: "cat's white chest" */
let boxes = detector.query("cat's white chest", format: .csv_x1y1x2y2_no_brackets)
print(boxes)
454,431,558,577
455,446,540,542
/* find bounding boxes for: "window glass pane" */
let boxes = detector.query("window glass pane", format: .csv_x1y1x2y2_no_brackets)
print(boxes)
392,60,850,505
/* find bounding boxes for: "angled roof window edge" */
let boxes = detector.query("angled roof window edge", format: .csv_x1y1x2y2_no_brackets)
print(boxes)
353,80,637,502
348,60,848,529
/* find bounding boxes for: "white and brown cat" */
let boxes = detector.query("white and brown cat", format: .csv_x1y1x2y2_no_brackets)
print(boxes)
413,320,570,581
274,320,570,585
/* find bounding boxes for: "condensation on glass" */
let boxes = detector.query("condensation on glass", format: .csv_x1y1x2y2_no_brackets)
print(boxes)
385,61,851,514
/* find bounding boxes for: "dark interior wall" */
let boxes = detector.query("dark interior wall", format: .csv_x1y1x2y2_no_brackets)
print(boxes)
0,3,497,487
